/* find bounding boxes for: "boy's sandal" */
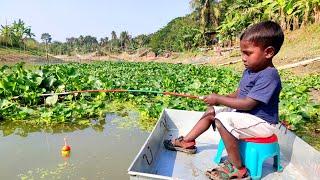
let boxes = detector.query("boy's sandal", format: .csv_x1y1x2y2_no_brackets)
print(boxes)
206,160,250,180
163,136,197,154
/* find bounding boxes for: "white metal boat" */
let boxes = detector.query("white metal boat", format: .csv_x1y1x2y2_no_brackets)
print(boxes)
128,108,320,179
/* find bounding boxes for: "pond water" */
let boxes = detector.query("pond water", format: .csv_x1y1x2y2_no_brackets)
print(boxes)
0,114,149,179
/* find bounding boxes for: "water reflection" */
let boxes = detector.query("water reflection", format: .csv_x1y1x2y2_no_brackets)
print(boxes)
0,113,149,179
0,110,144,137
0,119,106,137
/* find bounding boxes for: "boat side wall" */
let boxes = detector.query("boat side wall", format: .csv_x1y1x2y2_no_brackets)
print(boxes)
128,109,172,180
276,125,320,180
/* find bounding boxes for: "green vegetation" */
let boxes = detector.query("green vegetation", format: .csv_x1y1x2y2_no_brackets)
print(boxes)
2,1,319,56
149,16,203,53
0,19,35,50
280,71,319,129
0,62,238,130
0,46,44,57
0,62,318,133
0,1,319,150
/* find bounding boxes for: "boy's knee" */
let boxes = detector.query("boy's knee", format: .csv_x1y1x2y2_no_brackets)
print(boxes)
206,106,215,114
214,118,223,128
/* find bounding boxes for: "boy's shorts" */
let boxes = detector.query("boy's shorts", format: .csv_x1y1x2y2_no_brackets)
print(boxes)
214,107,276,139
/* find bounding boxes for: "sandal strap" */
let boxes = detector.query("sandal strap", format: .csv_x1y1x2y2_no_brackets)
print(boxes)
172,136,184,145
209,160,248,179
177,136,184,141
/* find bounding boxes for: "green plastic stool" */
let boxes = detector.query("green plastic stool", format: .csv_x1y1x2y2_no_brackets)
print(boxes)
214,134,283,180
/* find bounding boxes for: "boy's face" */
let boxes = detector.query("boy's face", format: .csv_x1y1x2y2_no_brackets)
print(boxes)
240,40,273,71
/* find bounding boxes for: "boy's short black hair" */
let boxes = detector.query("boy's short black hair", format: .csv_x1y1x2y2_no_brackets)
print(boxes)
240,21,284,55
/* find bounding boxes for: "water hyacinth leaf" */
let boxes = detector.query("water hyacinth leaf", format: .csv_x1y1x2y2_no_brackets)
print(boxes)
20,107,34,114
45,95,58,106
0,81,4,89
0,62,318,131
0,99,12,108
190,79,201,89
44,76,56,88
56,85,65,93
35,77,43,85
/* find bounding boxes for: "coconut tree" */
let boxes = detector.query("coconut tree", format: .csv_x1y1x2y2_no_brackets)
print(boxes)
134,34,150,48
190,0,221,45
83,35,98,53
120,31,131,51
110,31,120,52
111,31,117,40
99,36,108,51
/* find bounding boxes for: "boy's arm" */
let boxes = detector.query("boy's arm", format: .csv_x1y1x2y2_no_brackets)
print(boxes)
204,93,258,111
226,89,239,98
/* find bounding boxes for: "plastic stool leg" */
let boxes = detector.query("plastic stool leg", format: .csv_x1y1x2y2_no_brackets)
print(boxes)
246,150,258,179
273,154,283,172
255,156,266,180
214,139,225,164
273,144,283,172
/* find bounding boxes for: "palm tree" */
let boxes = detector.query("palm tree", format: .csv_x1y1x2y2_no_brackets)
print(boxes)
190,0,221,46
110,31,119,51
111,31,117,40
99,36,109,52
41,33,52,60
134,34,150,48
190,0,222,29
120,31,130,51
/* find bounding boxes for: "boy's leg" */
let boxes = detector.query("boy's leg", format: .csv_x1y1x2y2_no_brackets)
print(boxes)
205,118,248,179
166,106,215,149
215,118,242,168
184,106,215,142
206,112,275,178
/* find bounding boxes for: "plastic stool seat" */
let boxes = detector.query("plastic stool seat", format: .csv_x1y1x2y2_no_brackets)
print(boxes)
214,134,283,180
242,134,278,143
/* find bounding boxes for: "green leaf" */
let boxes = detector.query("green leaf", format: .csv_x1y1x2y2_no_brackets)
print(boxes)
45,95,58,106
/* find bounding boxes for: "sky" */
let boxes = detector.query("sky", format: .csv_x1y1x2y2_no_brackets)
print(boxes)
0,0,191,42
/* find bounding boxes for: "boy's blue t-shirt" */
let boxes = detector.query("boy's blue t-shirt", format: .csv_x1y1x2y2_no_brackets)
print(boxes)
236,67,282,124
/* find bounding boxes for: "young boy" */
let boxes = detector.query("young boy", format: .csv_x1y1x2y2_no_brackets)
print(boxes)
164,21,284,179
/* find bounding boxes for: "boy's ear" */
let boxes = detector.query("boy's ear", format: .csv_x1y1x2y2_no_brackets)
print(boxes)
264,46,275,59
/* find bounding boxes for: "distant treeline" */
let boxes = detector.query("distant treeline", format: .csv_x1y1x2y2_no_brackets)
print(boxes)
1,0,319,55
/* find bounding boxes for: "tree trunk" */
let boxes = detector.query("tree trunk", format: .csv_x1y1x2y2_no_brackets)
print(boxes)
201,0,211,31
301,9,310,28
293,16,299,30
286,16,291,30
45,43,48,61
314,6,320,23
280,9,287,30
5,37,8,48
23,39,26,52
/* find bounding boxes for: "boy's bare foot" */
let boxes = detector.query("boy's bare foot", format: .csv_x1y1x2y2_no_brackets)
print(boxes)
163,136,197,154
